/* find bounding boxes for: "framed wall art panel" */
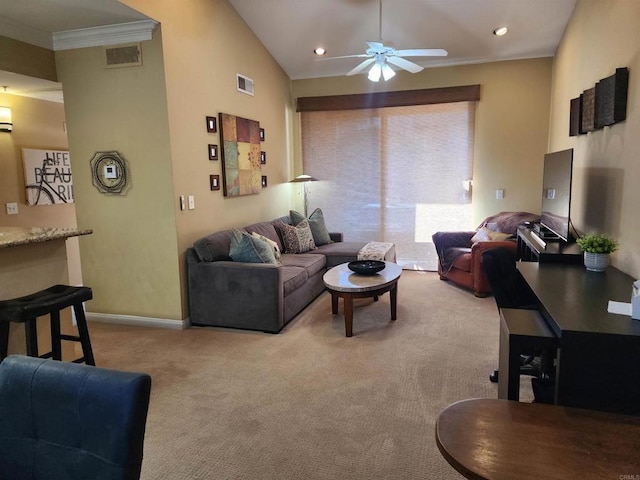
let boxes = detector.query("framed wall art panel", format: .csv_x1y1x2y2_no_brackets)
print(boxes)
218,112,262,197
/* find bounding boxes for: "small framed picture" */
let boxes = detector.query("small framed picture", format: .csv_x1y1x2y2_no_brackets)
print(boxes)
261,176,268,188
260,151,266,164
210,175,220,191
206,116,217,133
259,128,265,141
208,144,218,161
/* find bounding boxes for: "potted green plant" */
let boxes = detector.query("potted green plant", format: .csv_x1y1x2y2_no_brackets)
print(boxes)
575,233,619,271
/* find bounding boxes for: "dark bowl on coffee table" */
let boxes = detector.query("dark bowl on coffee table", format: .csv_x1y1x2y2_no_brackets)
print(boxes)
348,260,385,275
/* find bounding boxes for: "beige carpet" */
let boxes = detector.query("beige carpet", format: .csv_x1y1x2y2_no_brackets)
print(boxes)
88,270,531,479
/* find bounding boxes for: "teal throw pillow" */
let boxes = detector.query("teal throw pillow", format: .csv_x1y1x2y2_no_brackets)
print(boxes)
290,208,333,246
251,231,282,261
229,229,278,264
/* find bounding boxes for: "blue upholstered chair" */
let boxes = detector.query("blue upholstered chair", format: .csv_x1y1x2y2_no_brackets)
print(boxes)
0,355,152,480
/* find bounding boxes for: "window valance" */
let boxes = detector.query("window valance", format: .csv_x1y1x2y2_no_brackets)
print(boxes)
296,84,480,112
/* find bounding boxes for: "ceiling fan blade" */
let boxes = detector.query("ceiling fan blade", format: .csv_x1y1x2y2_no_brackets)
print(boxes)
346,58,376,76
393,48,448,57
366,41,385,51
316,53,371,61
386,56,424,73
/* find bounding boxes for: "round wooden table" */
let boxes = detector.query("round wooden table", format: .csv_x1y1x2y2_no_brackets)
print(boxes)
322,261,401,337
436,398,640,480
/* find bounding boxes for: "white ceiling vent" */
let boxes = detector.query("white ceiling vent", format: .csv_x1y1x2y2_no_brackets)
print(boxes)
104,43,142,68
236,73,254,96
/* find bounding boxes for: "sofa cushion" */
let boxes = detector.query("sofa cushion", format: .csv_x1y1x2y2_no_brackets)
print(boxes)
281,266,308,296
244,221,285,253
229,229,278,264
314,241,368,269
193,229,236,262
449,247,472,272
276,220,317,254
291,208,333,246
280,253,326,278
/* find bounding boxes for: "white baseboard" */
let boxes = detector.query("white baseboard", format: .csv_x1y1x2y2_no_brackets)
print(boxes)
87,312,189,330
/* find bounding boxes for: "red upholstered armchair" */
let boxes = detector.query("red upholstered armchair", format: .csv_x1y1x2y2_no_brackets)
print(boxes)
432,212,540,297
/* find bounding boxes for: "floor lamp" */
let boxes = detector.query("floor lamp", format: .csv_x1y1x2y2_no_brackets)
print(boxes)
289,174,318,217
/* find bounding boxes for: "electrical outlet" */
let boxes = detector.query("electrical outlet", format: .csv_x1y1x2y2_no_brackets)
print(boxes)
188,195,195,210
5,202,18,215
496,189,504,200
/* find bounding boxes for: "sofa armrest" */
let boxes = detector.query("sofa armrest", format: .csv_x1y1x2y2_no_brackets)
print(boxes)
329,232,343,242
187,250,284,332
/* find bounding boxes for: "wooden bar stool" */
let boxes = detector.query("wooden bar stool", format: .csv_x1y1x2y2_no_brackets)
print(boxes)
0,285,95,365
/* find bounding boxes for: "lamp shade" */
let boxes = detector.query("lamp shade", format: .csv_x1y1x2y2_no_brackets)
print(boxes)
0,107,12,133
290,174,318,183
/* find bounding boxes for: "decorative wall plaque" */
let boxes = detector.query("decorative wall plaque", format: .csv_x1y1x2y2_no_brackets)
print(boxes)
90,151,129,195
569,97,582,137
595,67,628,128
581,87,596,133
569,67,628,136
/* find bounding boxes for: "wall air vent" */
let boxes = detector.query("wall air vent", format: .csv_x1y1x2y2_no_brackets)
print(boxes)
104,43,142,68
236,73,254,96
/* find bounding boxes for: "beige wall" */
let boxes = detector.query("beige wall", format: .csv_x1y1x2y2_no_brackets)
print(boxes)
0,35,57,81
292,58,553,225
55,0,295,321
56,28,181,320
548,0,640,278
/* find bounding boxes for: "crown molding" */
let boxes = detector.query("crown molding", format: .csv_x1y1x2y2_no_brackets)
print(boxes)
52,20,158,51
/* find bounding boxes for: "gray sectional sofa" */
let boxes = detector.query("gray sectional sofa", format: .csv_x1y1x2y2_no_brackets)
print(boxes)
186,215,367,333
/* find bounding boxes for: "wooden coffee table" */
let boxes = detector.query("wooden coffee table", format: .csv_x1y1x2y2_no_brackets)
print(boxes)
323,261,402,337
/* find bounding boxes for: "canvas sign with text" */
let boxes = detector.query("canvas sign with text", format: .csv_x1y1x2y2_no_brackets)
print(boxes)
22,148,74,205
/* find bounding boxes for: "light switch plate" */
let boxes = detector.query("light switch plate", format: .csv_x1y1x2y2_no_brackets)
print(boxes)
179,196,185,211
188,195,195,210
6,202,18,215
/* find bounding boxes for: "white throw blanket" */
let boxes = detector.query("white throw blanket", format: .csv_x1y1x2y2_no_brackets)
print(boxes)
357,242,395,261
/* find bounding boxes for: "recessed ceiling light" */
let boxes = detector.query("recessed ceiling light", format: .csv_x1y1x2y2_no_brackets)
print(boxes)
314,47,326,56
493,26,508,36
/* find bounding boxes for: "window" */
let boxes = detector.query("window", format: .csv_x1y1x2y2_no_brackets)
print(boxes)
300,94,476,270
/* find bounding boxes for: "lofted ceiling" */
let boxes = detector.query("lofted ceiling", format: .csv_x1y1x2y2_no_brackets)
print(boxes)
0,0,577,102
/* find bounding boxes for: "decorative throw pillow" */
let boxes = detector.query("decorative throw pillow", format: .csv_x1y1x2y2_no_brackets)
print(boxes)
229,229,278,264
471,226,512,244
290,208,333,246
276,220,317,253
251,231,281,261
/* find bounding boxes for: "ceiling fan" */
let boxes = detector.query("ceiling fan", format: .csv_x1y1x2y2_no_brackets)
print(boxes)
320,0,448,82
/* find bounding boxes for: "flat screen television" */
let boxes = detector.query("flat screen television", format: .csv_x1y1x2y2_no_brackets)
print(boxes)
540,148,574,242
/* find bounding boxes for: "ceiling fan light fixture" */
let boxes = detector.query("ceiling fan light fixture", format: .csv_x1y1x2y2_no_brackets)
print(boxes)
381,63,395,81
368,63,382,82
493,26,508,36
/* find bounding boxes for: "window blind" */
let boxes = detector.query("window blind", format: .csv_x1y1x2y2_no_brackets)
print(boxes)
301,101,476,270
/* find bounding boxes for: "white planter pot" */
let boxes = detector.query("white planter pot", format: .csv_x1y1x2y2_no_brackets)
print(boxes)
584,252,610,272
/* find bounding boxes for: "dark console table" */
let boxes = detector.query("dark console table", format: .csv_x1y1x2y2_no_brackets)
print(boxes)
517,262,640,415
516,227,582,263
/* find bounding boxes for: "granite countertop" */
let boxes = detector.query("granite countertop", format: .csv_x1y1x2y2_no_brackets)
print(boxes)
0,227,93,248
